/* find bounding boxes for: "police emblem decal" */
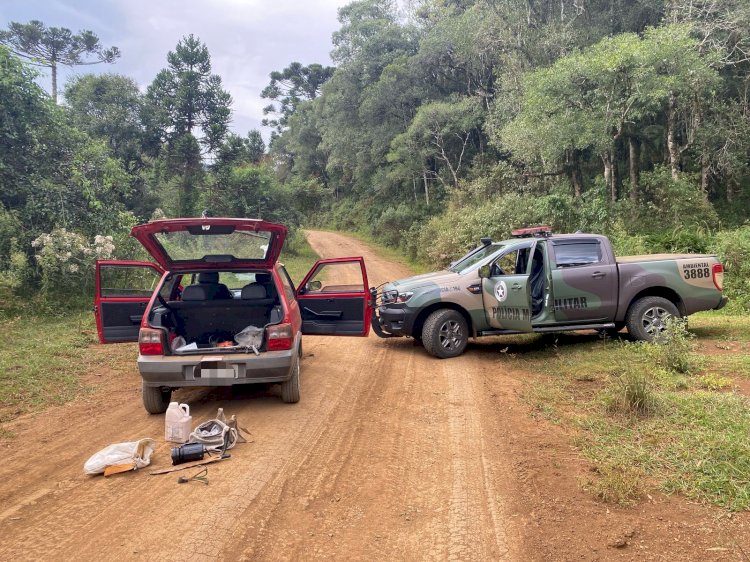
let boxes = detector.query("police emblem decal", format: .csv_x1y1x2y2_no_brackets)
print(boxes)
494,280,508,302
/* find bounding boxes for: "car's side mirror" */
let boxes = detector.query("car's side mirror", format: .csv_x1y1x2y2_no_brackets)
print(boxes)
307,280,322,292
478,265,491,279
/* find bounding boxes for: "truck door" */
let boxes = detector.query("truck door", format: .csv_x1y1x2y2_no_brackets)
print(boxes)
549,239,617,322
482,242,534,331
296,257,371,336
94,260,164,343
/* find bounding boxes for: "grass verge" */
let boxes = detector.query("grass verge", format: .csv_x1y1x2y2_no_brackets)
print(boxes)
510,311,750,510
0,307,97,422
280,228,322,284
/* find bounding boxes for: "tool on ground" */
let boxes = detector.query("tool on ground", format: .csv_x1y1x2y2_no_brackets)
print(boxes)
177,467,209,485
171,442,206,465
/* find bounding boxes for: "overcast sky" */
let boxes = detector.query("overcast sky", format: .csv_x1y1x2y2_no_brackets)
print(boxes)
0,0,353,141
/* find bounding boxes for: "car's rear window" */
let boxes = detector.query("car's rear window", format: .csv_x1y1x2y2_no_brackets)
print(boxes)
153,228,272,263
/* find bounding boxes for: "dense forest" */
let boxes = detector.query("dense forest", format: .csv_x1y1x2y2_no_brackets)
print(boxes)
0,0,749,308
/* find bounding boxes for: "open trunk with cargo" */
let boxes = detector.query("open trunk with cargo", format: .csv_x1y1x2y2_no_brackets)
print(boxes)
94,218,372,413
149,271,284,354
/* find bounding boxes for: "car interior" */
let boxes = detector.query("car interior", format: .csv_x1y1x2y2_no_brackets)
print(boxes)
149,270,283,352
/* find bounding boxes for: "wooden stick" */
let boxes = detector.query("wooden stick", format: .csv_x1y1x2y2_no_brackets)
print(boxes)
104,463,136,477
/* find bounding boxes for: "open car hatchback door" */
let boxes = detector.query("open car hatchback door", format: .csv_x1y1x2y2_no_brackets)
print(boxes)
131,218,287,271
94,260,164,343
296,257,372,336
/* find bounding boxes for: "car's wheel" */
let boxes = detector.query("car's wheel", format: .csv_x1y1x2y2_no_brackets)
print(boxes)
422,309,469,359
625,296,680,341
280,355,300,403
142,383,172,414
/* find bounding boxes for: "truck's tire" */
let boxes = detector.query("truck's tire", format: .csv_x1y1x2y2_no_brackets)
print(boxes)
280,356,301,403
422,309,469,359
625,296,680,341
142,383,172,414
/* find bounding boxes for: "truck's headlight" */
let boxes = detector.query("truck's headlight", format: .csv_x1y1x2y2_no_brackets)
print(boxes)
381,290,398,304
396,291,413,303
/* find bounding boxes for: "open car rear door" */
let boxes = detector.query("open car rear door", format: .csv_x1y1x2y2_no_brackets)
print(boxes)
296,257,371,336
94,260,164,343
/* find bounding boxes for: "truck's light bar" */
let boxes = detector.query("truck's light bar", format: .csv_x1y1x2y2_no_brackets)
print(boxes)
511,226,552,238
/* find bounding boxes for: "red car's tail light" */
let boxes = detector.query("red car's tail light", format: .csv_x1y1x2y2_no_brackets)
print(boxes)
266,323,293,351
139,328,165,356
712,263,724,291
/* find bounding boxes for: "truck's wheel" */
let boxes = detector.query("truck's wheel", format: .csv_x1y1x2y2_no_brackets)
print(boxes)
422,309,468,359
625,296,680,341
142,383,172,414
280,356,301,403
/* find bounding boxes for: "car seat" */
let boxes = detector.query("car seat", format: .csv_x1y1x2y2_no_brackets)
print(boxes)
195,272,232,300
530,249,545,317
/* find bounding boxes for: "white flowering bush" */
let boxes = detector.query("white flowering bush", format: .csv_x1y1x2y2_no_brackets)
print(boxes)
31,229,115,297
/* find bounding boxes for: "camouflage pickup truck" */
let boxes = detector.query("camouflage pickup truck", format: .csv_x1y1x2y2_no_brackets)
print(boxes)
371,226,727,358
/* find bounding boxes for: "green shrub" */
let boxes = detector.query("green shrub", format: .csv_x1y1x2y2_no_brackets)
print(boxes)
606,370,657,416
709,226,750,312
653,317,695,374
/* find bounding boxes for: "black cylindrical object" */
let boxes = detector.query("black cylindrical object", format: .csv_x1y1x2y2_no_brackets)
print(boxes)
171,443,205,465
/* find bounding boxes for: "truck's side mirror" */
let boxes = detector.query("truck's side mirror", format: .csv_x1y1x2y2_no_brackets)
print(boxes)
478,265,491,279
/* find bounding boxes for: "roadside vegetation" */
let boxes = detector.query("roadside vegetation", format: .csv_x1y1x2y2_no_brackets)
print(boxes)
512,313,750,510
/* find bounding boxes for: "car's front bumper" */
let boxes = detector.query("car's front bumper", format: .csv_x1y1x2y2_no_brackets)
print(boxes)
138,344,298,388
372,303,418,337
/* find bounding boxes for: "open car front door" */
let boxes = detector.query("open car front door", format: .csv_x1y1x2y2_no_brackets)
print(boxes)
296,257,371,336
94,260,165,343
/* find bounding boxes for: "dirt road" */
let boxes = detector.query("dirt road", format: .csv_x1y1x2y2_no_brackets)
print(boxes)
0,231,746,561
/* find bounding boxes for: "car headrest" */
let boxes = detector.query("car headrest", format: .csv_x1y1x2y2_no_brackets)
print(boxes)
241,283,267,300
182,285,210,301
197,272,219,284
254,272,272,284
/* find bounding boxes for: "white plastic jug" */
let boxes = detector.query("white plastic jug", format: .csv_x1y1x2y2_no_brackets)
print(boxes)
165,402,192,443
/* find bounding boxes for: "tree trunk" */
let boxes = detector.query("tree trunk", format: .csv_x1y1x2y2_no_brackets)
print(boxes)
700,148,710,201
51,61,58,104
628,136,639,202
567,149,583,198
601,151,615,202
666,92,681,179
423,171,430,205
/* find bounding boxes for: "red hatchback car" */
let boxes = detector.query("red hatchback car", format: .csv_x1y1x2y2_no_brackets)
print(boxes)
94,218,371,413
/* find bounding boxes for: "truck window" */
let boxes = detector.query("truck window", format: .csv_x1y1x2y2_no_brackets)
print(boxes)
553,241,602,267
492,248,530,276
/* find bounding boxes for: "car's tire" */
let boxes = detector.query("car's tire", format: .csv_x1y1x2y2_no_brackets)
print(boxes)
142,383,172,414
422,309,469,359
280,355,301,403
625,296,680,341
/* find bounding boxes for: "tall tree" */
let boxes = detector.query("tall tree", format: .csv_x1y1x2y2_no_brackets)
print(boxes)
64,74,145,171
143,35,232,217
0,20,120,103
261,62,334,133
143,34,232,154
